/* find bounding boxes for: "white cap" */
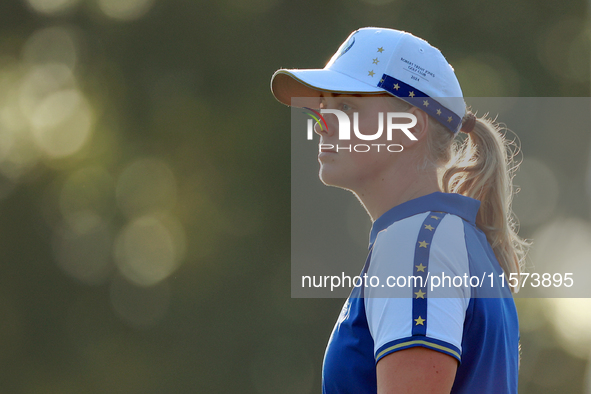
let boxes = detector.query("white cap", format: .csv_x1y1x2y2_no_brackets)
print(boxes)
271,27,466,133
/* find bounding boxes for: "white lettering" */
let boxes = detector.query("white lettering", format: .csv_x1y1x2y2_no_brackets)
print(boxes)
353,112,384,140
387,113,417,141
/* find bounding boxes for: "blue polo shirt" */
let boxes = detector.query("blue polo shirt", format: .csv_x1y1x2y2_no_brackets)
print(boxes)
322,192,519,393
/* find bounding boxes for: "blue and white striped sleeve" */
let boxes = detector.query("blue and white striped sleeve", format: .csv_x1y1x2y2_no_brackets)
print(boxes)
364,212,471,363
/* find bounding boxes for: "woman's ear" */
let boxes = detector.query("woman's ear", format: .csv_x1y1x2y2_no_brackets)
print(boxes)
407,106,430,142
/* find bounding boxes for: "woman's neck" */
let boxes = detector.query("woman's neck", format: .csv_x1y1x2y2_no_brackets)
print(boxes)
354,164,441,222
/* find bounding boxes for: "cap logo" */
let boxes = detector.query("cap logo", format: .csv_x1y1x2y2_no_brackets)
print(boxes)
334,36,355,61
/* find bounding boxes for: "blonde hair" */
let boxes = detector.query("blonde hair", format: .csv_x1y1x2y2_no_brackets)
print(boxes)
426,113,529,291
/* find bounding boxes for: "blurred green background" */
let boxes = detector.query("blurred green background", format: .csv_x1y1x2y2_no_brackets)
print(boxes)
0,0,589,393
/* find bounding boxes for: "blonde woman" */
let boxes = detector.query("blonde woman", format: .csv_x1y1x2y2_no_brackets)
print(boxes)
271,28,528,393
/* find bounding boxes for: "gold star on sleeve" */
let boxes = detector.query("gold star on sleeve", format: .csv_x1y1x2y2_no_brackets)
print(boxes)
415,263,426,272
424,224,434,231
436,109,442,115
368,70,375,77
393,83,400,90
418,240,429,248
414,316,425,325
423,100,429,107
447,116,453,123
377,47,384,53
409,91,415,97
415,289,426,299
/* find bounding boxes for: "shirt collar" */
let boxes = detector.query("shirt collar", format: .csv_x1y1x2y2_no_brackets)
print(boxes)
369,192,480,249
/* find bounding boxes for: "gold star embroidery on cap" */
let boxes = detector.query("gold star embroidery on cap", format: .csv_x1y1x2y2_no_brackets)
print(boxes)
419,240,429,248
368,70,375,77
430,215,440,220
436,109,442,116
393,83,400,90
372,58,379,64
409,91,415,97
377,47,384,53
424,224,434,231
415,316,425,325
415,289,426,299
416,263,426,272
447,116,453,123
423,100,429,107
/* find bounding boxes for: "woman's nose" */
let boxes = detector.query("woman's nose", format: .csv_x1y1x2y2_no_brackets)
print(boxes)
314,115,335,137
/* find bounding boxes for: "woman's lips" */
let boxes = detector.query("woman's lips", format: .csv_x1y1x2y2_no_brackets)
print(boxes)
319,143,337,153
318,149,337,161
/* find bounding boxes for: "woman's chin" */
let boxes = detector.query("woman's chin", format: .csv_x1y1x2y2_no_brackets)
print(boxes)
319,168,350,190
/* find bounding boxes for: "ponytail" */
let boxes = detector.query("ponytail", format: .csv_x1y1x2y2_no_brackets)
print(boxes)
429,114,529,291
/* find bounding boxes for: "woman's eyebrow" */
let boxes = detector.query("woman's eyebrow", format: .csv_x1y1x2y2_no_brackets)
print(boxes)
319,92,362,98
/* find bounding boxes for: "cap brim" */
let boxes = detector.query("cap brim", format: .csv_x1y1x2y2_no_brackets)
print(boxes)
270,69,385,107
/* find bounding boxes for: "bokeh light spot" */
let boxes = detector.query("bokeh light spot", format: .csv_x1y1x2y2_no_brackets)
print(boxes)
30,88,94,158
0,65,42,179
97,0,156,21
25,0,79,15
22,26,78,71
19,64,74,122
544,299,591,359
537,17,590,83
0,98,28,137
530,218,591,298
114,214,185,287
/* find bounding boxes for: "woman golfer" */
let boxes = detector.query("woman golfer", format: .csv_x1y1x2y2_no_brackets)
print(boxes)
271,27,528,393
